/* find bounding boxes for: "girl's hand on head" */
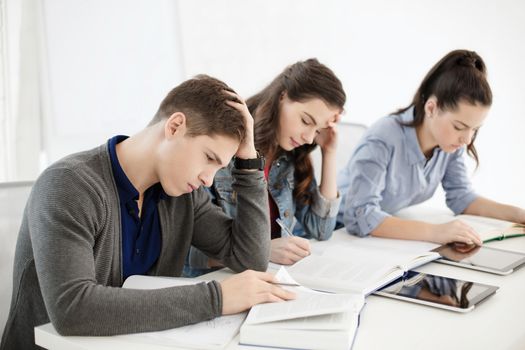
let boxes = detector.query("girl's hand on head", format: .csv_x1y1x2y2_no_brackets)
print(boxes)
314,118,339,154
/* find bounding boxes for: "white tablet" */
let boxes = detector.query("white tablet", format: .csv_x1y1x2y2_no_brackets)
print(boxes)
432,243,525,275
374,271,498,313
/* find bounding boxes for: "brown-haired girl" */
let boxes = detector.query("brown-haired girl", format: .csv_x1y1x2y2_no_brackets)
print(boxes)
185,59,346,275
338,49,525,245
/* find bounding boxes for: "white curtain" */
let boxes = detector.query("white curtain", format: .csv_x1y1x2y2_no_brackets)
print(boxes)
0,0,44,182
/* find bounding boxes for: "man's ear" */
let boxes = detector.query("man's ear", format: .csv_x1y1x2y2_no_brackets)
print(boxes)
164,112,187,138
424,96,438,118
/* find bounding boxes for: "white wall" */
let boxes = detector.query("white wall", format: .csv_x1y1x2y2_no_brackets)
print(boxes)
7,0,525,209
39,0,184,163
175,0,525,209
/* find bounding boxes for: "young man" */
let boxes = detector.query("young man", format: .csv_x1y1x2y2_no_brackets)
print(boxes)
1,75,294,350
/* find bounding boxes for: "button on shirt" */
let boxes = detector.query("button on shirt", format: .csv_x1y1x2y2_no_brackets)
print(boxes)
337,107,478,237
108,135,166,279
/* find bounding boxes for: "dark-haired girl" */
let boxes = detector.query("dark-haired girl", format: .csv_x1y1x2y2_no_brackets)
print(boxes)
185,59,346,275
338,49,525,245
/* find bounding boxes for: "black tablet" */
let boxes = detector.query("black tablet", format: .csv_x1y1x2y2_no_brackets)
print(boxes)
432,243,525,275
374,271,498,312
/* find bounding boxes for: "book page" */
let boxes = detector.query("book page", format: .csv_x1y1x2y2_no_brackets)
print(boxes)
121,275,245,350
394,206,523,241
456,215,524,241
254,312,354,330
287,253,396,294
333,237,440,270
287,241,439,294
245,267,363,325
246,291,358,325
337,234,439,254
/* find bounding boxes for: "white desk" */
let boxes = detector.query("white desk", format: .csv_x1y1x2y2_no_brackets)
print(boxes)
35,213,525,350
355,239,525,350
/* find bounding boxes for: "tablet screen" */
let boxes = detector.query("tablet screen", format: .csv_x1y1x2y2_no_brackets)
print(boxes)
432,244,525,275
375,271,498,312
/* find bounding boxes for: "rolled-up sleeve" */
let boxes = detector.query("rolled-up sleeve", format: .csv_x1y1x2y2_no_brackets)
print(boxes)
442,147,478,214
310,186,342,218
294,177,341,241
342,140,392,237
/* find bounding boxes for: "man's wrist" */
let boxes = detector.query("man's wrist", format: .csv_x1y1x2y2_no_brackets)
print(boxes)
236,142,257,159
234,151,265,170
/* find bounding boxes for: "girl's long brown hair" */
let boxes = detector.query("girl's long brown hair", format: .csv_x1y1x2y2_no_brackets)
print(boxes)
247,59,346,205
397,50,492,166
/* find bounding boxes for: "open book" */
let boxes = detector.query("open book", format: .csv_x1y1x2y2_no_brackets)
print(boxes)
240,267,365,350
121,275,246,350
287,235,440,295
395,206,525,243
451,215,524,243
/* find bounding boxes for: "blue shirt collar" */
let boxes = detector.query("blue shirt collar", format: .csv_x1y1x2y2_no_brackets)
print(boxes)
398,107,428,166
107,135,167,204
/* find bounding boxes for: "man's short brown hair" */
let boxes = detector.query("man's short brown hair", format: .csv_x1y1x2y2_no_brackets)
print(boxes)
150,75,246,142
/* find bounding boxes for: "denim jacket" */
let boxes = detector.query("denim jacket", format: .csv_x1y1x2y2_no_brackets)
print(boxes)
184,153,341,277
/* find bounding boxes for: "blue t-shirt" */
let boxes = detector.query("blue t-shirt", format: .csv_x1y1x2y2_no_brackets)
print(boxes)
337,107,477,236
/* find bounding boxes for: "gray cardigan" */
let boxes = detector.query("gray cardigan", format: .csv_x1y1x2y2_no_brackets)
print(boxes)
1,143,270,350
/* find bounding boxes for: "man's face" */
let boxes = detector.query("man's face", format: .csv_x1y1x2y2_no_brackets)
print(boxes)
156,117,240,197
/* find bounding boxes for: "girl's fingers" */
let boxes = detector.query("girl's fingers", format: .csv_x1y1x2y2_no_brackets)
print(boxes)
290,236,311,252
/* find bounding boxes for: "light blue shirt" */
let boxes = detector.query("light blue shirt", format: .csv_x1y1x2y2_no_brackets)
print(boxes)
337,107,478,237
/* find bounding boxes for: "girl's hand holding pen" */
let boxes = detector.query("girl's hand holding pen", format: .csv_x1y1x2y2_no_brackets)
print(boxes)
271,218,311,265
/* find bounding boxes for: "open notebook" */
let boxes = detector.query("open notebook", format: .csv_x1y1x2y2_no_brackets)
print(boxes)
287,235,440,295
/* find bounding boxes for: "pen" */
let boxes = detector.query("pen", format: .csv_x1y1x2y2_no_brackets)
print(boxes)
483,233,525,244
276,218,294,237
271,282,301,287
